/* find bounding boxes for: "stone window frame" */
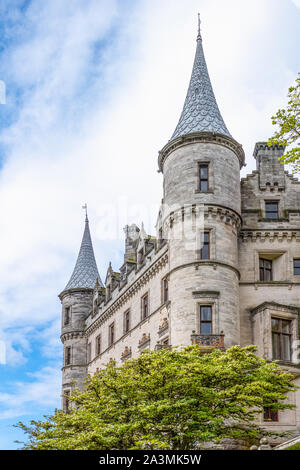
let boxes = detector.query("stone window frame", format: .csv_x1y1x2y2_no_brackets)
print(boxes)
271,317,293,362
254,250,286,282
195,160,214,194
141,291,150,321
63,305,71,327
251,303,299,364
193,292,220,335
108,322,115,347
264,199,279,220
63,389,71,413
199,305,213,334
196,227,216,260
64,346,72,366
123,309,131,335
161,276,169,304
293,259,300,276
95,334,101,356
87,342,92,363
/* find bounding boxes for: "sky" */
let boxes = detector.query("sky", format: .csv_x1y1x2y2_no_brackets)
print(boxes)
0,0,299,450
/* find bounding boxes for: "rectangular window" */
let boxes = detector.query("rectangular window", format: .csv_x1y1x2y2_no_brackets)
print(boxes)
64,307,71,326
200,232,210,260
162,277,169,303
65,346,71,366
124,310,130,334
265,201,279,219
96,335,101,356
142,293,149,319
200,305,212,334
87,342,92,363
199,164,209,191
272,318,292,361
263,407,278,422
64,390,70,413
259,258,272,281
294,259,300,275
109,323,115,346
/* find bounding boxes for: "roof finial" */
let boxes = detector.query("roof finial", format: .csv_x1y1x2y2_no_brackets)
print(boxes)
82,203,88,222
197,13,202,42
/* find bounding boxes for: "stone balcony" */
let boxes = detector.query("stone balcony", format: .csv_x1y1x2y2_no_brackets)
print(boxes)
155,343,171,351
191,331,225,351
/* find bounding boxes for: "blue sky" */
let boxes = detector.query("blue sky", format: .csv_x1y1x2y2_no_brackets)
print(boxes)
0,0,299,450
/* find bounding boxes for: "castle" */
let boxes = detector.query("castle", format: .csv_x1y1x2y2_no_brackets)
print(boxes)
59,19,300,437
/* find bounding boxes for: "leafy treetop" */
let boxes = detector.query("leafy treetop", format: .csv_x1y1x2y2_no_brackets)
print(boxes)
268,73,300,174
15,345,296,450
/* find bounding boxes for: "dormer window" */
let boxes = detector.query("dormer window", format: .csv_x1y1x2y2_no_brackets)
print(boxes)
265,201,279,219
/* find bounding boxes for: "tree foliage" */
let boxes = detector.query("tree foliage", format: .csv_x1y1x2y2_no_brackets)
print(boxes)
268,73,300,173
15,345,296,450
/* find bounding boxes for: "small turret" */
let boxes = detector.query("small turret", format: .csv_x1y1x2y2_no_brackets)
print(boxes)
59,210,103,411
254,142,286,190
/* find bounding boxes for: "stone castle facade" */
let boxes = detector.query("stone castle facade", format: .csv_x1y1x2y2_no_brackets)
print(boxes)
59,20,300,438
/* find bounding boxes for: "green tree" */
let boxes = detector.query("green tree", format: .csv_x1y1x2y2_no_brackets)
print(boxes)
268,73,300,173
15,345,296,450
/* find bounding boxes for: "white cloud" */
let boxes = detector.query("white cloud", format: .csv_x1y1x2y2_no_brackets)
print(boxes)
0,366,61,420
292,0,300,8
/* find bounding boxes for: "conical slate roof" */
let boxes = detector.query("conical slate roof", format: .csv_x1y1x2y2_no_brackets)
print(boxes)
64,216,103,291
171,18,231,140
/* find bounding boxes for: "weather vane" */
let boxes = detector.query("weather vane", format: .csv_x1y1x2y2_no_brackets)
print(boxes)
82,203,88,222
197,13,202,41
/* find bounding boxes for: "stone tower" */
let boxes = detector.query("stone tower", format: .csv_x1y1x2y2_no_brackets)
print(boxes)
59,212,103,410
157,17,245,349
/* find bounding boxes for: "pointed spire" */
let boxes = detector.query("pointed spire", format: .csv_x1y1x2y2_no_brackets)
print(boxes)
171,15,231,140
197,13,202,42
64,213,103,291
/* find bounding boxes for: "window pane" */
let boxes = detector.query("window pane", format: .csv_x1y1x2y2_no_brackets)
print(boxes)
282,335,291,361
272,333,280,359
265,202,278,219
200,166,208,178
294,260,300,275
201,245,209,259
272,318,279,331
282,320,290,333
266,203,278,211
200,180,208,191
201,306,211,321
201,322,212,334
265,269,272,281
